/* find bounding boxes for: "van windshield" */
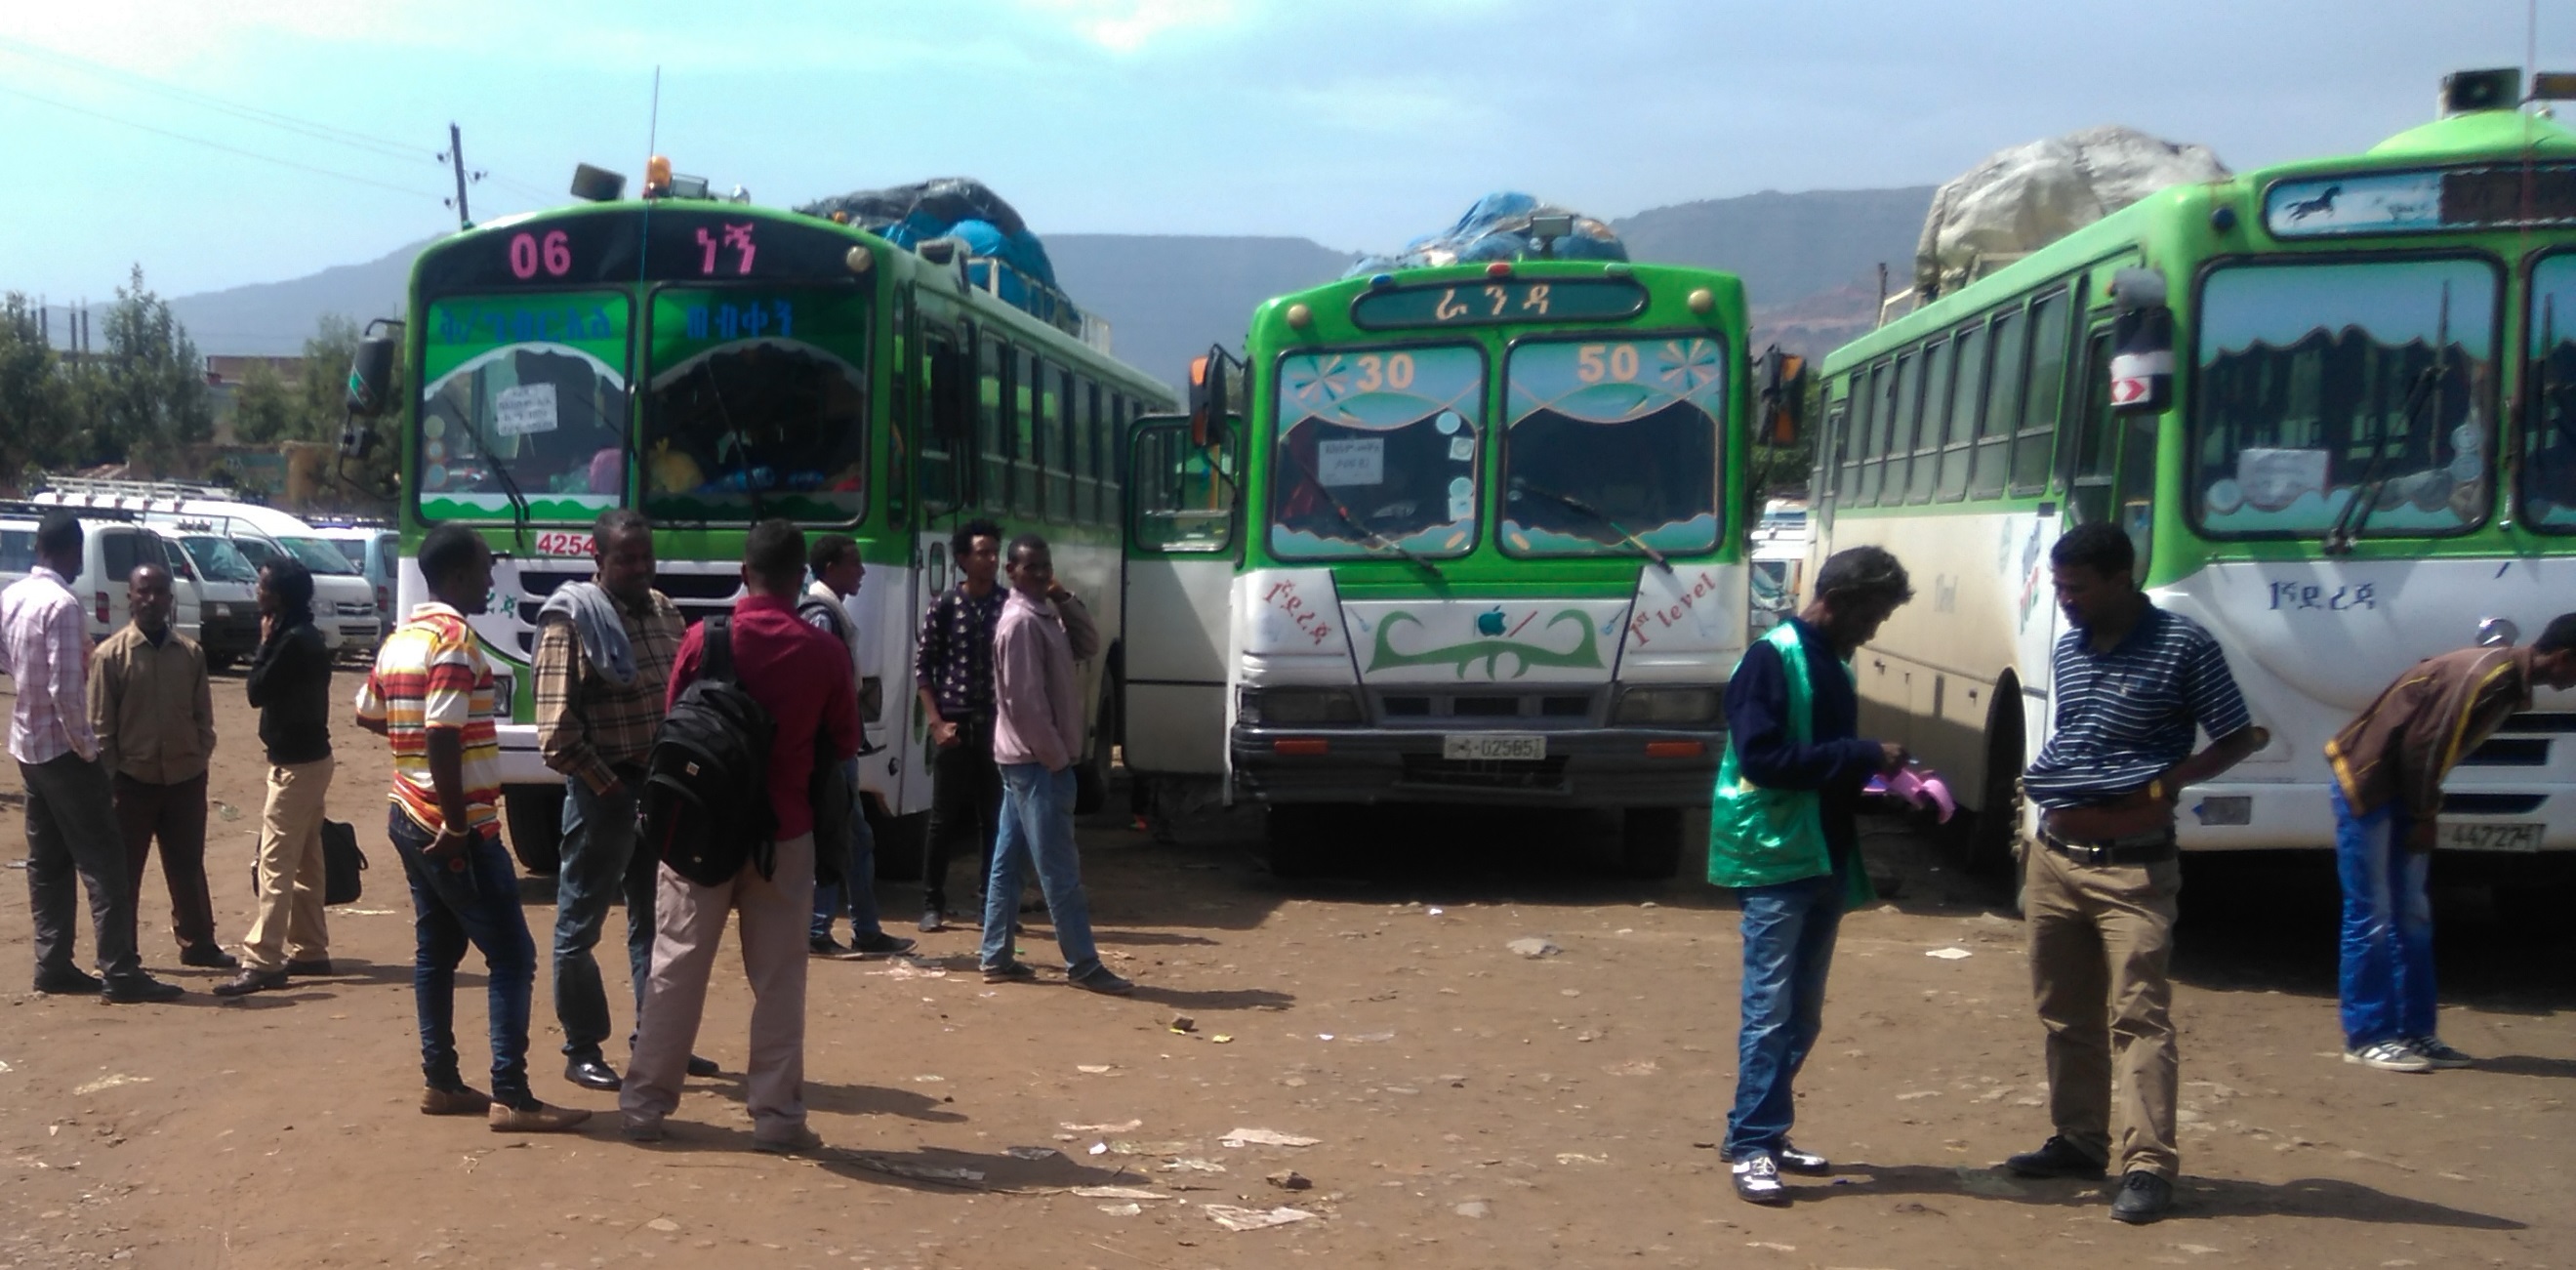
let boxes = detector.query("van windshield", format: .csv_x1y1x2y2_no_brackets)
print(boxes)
180,536,260,584
283,537,361,575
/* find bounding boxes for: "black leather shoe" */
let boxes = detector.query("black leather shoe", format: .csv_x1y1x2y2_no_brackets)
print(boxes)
809,934,849,956
102,975,185,1004
564,1057,623,1091
686,1054,720,1078
284,959,334,976
2109,1170,2174,1224
850,932,917,956
34,967,103,996
2005,1135,2107,1179
919,910,945,933
212,967,289,998
181,945,239,969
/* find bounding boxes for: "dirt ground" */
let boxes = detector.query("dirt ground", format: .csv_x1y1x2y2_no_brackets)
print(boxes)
2,667,2571,1270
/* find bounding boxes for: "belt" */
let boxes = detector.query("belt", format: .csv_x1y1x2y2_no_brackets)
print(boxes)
2039,828,2177,867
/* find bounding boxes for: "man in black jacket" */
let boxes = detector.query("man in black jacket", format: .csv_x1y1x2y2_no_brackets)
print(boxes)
216,558,338,997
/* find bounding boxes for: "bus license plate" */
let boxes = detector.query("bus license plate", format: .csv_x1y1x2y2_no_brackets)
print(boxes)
2436,822,2545,852
1445,734,1546,762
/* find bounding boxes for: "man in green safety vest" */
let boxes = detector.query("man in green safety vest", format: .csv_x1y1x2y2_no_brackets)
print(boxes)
1710,546,1913,1205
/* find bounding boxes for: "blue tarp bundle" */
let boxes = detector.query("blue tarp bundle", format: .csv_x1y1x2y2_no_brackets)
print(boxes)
1347,191,1627,276
797,178,1070,318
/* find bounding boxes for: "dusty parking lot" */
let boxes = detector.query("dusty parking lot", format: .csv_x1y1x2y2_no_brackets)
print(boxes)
2,668,2571,1270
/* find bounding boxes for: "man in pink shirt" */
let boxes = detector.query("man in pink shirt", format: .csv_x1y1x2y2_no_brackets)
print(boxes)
621,519,860,1152
3,512,182,1003
976,534,1128,995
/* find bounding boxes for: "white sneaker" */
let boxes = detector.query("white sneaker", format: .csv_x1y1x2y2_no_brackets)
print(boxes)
2405,1037,2473,1069
1731,1154,1788,1205
2345,1040,2432,1072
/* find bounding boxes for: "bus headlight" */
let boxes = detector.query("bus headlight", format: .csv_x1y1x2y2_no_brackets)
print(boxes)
1241,687,1363,726
1613,686,1720,725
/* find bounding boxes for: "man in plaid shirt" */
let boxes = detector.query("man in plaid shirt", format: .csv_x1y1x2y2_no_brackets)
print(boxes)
913,518,1007,931
3,512,183,1003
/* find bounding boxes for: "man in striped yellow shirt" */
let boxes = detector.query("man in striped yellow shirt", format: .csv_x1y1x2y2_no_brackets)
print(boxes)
355,523,587,1132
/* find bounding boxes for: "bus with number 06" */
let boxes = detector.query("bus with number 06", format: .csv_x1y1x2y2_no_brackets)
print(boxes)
1116,254,1803,878
350,162,1174,875
1806,70,2576,911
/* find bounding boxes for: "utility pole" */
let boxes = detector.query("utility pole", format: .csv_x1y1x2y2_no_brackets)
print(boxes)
447,122,471,229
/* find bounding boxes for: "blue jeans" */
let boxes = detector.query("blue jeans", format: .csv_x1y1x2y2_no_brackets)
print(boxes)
2334,786,2436,1047
388,807,537,1102
979,763,1100,977
812,759,885,941
1725,872,1844,1159
554,776,656,1061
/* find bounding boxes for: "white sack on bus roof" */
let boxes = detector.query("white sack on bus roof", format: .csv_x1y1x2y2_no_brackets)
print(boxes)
1914,126,2229,299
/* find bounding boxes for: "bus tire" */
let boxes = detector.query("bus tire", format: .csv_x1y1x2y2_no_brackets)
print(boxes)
1619,807,1687,880
1265,804,1328,879
1965,677,2024,881
503,784,565,878
1074,670,1119,815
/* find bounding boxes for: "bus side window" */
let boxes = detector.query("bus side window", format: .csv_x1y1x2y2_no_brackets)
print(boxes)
1107,393,1129,506
1862,356,1901,507
1836,372,1865,501
920,329,963,512
888,293,914,525
1889,348,1927,505
1132,424,1234,553
1939,321,1985,502
1080,382,1104,524
1012,349,1041,518
1909,338,1950,504
976,333,1006,512
1047,365,1076,522
1820,395,1850,518
1974,310,2022,498
2011,289,2071,495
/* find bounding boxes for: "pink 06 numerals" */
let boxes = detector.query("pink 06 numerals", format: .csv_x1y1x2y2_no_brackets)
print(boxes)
696,224,758,276
508,230,573,280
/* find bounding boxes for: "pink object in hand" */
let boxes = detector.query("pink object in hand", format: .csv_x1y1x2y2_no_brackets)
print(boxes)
1886,765,1957,823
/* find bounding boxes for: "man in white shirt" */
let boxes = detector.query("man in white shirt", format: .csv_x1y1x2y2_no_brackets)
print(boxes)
2,512,184,1003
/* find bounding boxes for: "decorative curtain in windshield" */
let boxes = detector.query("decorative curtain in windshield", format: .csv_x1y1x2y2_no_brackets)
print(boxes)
2523,253,2576,530
418,291,631,520
1503,336,1723,556
2191,258,2497,538
644,287,869,521
1269,346,1483,559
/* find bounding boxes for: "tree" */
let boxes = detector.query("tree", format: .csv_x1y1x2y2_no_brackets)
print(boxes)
0,293,82,483
230,357,301,443
94,265,212,469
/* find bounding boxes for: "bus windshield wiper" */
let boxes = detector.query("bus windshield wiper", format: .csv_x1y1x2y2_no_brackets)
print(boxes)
453,404,531,548
704,358,767,521
2326,285,2449,554
1282,440,1441,575
1510,477,1671,571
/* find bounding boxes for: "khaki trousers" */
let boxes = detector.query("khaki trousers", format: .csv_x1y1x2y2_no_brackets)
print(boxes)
2024,841,2183,1178
240,758,335,971
621,833,814,1144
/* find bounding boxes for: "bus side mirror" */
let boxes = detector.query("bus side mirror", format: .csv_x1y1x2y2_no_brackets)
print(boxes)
1756,345,1807,446
346,335,397,418
1189,348,1231,448
2109,268,2173,416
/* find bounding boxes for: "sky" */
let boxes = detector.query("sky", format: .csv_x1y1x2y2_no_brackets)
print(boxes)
1,0,2569,304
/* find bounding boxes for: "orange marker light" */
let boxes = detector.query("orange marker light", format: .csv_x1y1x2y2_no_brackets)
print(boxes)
1274,739,1331,757
1485,261,1512,278
1645,740,1705,758
644,154,673,198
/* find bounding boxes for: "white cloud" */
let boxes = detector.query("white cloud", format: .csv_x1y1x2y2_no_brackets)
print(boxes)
1012,0,1245,54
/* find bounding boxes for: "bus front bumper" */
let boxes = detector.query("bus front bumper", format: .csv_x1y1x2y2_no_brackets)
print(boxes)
1231,724,1720,808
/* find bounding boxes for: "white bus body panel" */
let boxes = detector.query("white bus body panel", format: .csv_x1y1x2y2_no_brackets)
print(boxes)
1122,555,1233,776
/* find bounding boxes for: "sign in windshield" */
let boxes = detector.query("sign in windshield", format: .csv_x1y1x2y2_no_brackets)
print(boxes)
1502,336,1725,556
1269,345,1485,559
2266,165,2576,238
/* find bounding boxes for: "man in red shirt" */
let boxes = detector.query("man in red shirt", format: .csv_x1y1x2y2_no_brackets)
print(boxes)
621,520,859,1153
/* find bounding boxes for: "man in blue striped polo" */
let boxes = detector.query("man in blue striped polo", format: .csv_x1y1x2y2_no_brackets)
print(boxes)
2002,522,2262,1225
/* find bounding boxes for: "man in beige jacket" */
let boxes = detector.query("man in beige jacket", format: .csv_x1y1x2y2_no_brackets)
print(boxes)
89,563,231,969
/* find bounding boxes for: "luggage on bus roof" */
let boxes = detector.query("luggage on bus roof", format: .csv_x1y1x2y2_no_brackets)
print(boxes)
797,176,1065,295
1346,190,1628,276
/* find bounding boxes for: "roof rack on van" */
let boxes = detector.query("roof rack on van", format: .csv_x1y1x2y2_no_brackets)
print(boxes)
0,498,139,522
307,515,391,530
38,475,243,504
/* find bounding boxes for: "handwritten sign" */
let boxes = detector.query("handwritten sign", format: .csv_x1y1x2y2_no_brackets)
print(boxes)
1261,577,1335,648
1351,278,1644,330
1625,568,1723,649
1317,438,1384,487
493,384,559,436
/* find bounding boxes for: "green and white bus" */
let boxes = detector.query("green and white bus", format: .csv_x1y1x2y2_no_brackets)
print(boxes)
1120,257,1791,877
372,178,1174,872
1809,71,2576,889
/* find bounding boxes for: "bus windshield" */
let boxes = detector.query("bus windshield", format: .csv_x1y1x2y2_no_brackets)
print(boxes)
2522,252,2576,531
1501,336,1724,556
1268,345,1484,559
416,291,632,521
643,286,869,522
179,535,259,584
2189,256,2498,538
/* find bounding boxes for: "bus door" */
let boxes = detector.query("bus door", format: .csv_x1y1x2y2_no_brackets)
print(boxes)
2067,324,2158,564
1121,415,1240,777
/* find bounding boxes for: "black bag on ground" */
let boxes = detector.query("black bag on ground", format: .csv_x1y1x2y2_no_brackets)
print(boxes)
643,617,778,886
321,818,368,905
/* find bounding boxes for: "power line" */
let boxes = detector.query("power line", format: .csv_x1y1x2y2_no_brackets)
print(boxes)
0,35,433,164
0,84,447,201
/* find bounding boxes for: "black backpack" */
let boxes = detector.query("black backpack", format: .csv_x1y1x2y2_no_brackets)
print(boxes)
644,617,778,886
